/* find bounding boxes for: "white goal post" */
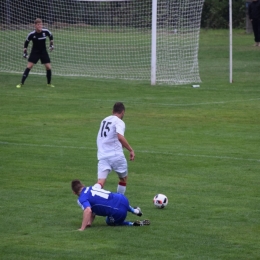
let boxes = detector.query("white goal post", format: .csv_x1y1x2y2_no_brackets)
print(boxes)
229,0,233,84
0,0,205,85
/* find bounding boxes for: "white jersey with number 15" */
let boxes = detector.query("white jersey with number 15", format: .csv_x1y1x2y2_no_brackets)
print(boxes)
97,115,125,160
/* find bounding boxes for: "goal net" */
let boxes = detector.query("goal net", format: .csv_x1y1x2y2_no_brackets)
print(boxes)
0,0,204,85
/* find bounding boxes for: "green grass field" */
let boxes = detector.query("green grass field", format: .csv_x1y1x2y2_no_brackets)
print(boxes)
0,29,260,259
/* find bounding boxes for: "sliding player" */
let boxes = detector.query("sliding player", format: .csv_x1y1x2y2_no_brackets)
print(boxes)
71,179,150,230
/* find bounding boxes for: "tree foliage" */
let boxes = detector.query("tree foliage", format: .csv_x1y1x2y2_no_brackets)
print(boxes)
201,0,246,29
0,0,247,29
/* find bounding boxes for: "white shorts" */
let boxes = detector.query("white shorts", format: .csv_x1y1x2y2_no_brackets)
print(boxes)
98,156,128,179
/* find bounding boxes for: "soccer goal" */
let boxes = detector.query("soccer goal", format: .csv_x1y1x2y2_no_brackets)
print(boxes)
0,0,205,85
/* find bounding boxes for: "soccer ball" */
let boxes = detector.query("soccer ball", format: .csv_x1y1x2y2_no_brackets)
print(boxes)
153,194,168,208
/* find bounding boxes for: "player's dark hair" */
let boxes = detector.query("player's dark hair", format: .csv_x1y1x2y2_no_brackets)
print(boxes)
113,102,125,114
71,179,84,194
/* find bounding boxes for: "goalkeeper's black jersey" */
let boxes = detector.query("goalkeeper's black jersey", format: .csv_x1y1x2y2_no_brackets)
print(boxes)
24,29,53,52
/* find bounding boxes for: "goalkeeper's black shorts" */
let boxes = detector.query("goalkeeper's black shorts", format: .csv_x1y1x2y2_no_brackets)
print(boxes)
28,50,51,64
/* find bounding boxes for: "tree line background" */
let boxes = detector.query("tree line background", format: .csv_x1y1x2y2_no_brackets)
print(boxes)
201,0,247,29
0,0,248,29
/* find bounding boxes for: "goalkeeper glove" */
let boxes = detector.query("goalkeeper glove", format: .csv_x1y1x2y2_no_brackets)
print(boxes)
23,49,28,59
49,45,54,51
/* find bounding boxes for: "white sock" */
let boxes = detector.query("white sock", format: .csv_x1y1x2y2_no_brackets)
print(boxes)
117,182,126,194
93,183,102,189
133,208,139,214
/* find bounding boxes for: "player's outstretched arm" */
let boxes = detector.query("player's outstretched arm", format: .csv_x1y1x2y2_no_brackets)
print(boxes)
79,207,93,231
23,48,28,58
90,213,96,226
117,133,135,161
49,40,54,51
23,38,30,58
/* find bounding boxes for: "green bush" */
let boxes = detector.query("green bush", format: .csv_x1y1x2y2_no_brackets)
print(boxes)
201,0,246,29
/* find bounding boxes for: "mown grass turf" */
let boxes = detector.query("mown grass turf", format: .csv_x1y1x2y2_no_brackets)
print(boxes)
0,29,260,259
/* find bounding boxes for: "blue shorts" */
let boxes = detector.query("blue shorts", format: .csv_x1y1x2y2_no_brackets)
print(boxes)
105,195,129,226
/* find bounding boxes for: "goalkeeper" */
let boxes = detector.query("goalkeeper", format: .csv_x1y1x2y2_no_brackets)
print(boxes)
16,18,55,88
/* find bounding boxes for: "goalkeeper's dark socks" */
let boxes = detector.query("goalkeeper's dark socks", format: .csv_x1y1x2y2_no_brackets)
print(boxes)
46,69,52,84
21,68,31,84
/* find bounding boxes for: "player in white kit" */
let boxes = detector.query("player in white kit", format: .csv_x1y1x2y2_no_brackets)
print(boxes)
95,102,135,194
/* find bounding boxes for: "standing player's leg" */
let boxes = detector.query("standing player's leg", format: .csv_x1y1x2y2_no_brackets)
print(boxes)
17,50,41,88
112,156,128,194
44,63,54,87
117,175,127,194
16,62,34,88
42,51,54,87
94,160,111,189
257,19,260,46
252,20,259,46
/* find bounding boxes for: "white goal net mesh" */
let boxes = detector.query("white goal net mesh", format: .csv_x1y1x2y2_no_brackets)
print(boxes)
0,0,204,85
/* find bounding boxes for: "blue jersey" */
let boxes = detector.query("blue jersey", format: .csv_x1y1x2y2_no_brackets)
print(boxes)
77,186,129,217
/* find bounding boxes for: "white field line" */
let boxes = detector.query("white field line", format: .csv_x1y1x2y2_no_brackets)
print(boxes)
1,141,259,163
1,93,260,107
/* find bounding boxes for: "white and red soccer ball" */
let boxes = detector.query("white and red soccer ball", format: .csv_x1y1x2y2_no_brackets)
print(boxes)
153,194,168,208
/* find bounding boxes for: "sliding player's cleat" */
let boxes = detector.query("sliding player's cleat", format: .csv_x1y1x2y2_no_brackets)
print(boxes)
134,207,143,217
133,219,150,226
